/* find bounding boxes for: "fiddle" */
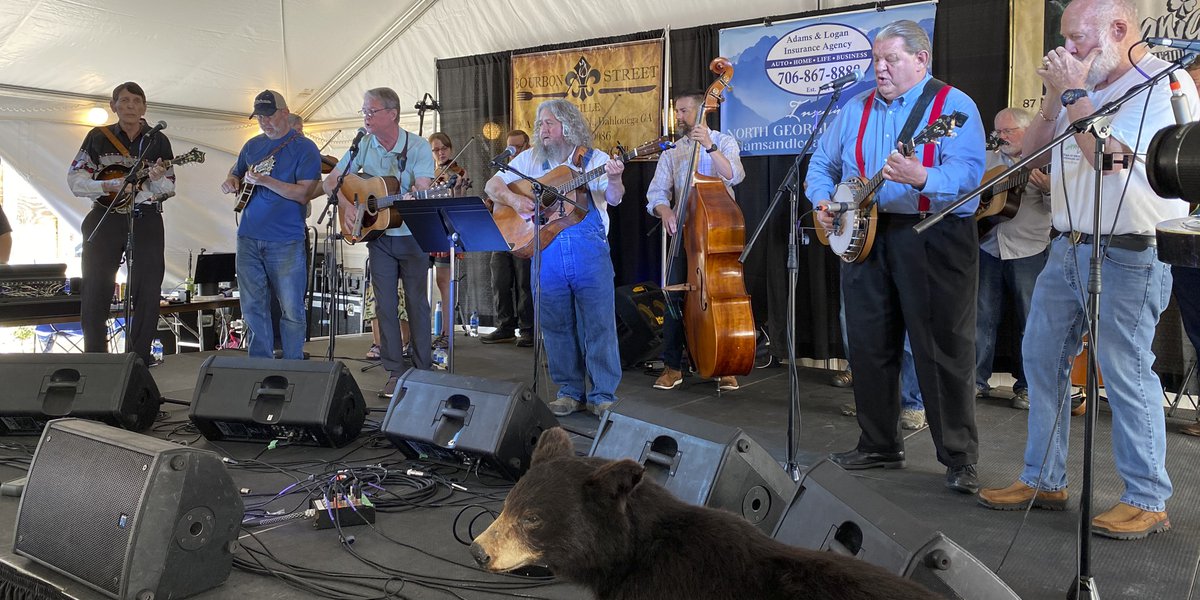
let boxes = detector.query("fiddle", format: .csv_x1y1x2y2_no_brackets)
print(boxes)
320,154,339,175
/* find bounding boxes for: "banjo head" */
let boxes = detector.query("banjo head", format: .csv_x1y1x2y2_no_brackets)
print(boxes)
1157,216,1200,268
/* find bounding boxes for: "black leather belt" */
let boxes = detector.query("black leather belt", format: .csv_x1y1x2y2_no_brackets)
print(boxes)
1053,229,1156,252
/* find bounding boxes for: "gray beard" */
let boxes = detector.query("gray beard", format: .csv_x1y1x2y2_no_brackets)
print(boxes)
1085,41,1123,89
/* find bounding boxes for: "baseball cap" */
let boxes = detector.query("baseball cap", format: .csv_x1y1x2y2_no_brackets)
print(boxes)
249,90,287,119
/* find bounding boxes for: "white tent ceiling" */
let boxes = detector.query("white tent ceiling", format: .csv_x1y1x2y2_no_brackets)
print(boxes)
0,0,854,283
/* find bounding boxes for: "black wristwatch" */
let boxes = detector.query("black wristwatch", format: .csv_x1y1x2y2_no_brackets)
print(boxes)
1061,88,1088,107
705,143,719,154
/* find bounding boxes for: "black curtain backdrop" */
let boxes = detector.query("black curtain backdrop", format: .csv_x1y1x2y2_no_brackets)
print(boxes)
436,0,1009,361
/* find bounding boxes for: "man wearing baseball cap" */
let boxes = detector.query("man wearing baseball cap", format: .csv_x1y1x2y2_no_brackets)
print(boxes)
221,90,321,359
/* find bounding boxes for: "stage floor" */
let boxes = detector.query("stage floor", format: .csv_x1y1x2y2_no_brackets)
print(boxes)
1,333,1198,600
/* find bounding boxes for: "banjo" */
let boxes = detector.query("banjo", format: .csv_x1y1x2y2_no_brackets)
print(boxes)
819,111,968,263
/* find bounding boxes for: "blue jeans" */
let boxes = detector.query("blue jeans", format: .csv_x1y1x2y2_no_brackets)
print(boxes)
840,297,922,410
237,237,308,359
1020,237,1173,512
538,208,621,406
975,248,1048,392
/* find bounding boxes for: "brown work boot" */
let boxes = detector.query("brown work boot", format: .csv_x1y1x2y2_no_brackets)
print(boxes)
653,367,683,390
716,376,739,391
1091,502,1170,540
978,481,1069,511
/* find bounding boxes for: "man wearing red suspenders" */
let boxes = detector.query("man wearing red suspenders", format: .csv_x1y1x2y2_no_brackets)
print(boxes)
806,20,987,495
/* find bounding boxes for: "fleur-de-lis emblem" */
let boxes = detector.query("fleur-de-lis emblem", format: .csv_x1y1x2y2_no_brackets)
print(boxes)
565,56,601,101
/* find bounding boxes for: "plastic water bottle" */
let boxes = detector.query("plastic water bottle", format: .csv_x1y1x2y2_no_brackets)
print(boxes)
469,311,479,337
433,301,443,335
151,339,164,364
432,348,448,369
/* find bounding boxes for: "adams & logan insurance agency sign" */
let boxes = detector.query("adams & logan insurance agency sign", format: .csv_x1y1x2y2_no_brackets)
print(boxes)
718,2,936,156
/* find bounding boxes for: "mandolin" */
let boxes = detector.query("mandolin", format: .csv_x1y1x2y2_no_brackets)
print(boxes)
232,156,276,214
491,136,673,258
95,147,205,210
338,174,457,244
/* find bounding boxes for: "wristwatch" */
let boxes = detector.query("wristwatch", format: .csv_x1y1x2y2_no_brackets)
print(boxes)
705,143,719,154
1061,88,1088,107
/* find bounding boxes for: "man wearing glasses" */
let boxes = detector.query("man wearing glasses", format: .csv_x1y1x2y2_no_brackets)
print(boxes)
221,90,321,360
324,87,435,398
973,107,1051,411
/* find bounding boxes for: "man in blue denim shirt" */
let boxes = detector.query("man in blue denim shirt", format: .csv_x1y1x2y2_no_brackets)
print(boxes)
485,99,626,417
979,0,1196,540
221,90,321,360
806,20,986,495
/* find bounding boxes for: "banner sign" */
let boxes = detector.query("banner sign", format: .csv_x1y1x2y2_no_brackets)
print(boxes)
717,2,937,156
511,38,664,152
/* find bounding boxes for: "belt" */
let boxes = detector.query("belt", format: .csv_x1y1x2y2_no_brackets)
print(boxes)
92,201,161,217
1053,229,1156,252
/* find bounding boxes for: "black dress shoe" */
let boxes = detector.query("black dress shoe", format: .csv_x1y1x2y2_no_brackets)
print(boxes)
829,448,905,470
946,464,980,495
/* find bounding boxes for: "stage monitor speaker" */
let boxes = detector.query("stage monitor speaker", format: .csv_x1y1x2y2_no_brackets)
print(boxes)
0,353,160,435
381,369,558,481
189,356,366,448
588,400,795,534
614,281,665,368
773,460,1020,600
14,418,243,600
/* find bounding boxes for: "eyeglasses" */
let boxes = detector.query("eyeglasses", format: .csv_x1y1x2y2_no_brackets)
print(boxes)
359,107,394,118
996,127,1022,135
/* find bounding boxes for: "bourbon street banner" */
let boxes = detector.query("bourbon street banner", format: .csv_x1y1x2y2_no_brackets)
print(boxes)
511,38,663,152
717,2,937,156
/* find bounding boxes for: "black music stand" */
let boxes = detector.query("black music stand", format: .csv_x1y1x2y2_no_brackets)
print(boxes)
394,196,509,373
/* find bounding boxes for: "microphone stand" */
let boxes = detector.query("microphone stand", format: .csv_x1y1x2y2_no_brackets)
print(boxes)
87,124,162,356
740,84,847,481
915,55,1192,600
317,134,364,361
490,157,563,402
415,93,439,137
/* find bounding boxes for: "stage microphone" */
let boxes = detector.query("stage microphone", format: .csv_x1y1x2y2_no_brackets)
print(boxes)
818,201,856,214
818,68,863,91
1147,37,1200,52
492,146,518,162
1169,70,1193,125
148,120,167,135
986,130,1008,151
349,128,367,153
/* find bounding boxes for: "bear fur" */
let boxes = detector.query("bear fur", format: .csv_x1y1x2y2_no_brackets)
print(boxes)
471,427,938,600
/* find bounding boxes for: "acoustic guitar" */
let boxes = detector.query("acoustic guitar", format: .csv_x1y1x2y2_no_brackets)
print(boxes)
337,174,457,244
95,147,205,210
974,164,1049,236
818,112,967,263
491,136,673,258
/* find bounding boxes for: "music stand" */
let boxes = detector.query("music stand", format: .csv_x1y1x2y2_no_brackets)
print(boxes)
394,196,509,373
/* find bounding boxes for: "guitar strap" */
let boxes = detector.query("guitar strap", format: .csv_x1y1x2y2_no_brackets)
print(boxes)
98,125,131,157
855,78,951,214
573,146,596,211
251,130,300,172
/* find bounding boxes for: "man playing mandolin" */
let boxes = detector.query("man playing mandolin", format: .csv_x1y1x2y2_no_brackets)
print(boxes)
647,90,745,392
67,81,174,366
484,99,625,417
806,20,986,495
220,90,321,361
323,87,435,399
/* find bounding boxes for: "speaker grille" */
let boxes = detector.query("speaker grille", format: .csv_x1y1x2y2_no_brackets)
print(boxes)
15,428,153,595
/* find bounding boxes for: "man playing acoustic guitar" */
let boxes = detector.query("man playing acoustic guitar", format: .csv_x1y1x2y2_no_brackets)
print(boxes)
484,99,625,417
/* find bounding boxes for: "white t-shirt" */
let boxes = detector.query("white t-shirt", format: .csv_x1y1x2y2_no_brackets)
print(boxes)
495,146,614,232
1050,53,1195,235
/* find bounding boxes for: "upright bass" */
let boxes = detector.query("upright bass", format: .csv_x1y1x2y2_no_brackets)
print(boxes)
664,58,755,379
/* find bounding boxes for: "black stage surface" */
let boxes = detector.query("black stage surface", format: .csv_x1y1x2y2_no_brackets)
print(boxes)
1,334,1198,599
